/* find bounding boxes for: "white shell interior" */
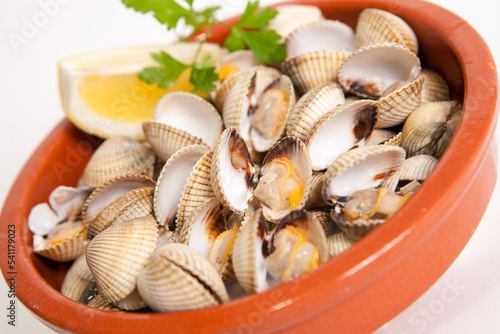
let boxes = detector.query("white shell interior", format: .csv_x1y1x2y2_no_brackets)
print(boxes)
216,50,261,73
340,44,421,96
155,92,223,148
308,104,371,171
254,237,269,293
28,203,59,236
155,146,209,226
326,151,401,198
286,20,357,58
49,186,91,221
188,198,221,257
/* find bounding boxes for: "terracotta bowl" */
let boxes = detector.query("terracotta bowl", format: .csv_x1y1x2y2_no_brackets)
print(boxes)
1,0,498,333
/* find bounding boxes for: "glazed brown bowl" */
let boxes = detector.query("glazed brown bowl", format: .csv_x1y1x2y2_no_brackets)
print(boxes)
1,0,498,333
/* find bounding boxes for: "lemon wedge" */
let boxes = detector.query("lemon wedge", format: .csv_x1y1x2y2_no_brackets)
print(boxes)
58,42,227,139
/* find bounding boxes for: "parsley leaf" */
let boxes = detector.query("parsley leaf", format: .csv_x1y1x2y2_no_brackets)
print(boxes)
139,51,188,89
190,64,219,92
123,0,190,30
237,1,278,29
226,27,286,63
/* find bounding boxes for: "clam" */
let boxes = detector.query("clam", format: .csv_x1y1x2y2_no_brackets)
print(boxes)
87,295,124,312
331,187,411,240
82,173,155,228
365,129,396,146
356,8,419,54
137,243,229,312
86,216,158,309
282,20,356,95
327,232,356,257
211,128,255,213
381,154,439,191
304,172,328,210
223,66,296,152
61,254,93,301
418,68,451,104
215,50,261,82
323,145,406,205
265,210,329,283
306,99,378,171
81,136,155,188
253,137,312,222
153,144,209,228
286,82,345,142
207,228,239,281
266,4,324,41
400,101,462,158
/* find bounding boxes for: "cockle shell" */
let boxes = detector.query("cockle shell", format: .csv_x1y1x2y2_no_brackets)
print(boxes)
153,144,210,228
356,8,419,54
215,50,261,83
82,136,155,188
306,99,378,171
400,101,462,158
365,129,396,146
304,172,328,210
88,186,155,239
327,231,356,257
381,154,439,191
338,42,421,100
266,4,324,41
418,68,450,104
323,145,406,204
211,128,255,213
86,216,158,306
142,121,206,163
207,228,239,281
87,295,124,312
82,174,155,228
154,91,223,149
137,243,229,312
61,254,93,301
310,210,337,237
286,82,345,142
253,137,312,222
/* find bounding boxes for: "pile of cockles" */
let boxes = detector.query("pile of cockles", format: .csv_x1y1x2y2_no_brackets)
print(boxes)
28,5,461,312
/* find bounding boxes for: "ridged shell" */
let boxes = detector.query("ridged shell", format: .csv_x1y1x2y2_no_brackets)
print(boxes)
137,243,229,312
338,43,421,99
89,186,155,239
231,209,270,294
153,144,210,228
281,50,352,96
304,172,328,209
327,231,356,256
356,8,418,54
213,67,257,111
254,137,312,222
286,82,345,142
142,121,205,163
331,211,385,241
82,136,155,188
176,198,225,257
266,5,324,41
310,210,337,237
365,129,396,146
418,69,450,104
33,222,88,262
306,99,378,171
400,101,462,158
211,128,255,213
87,295,124,312
223,207,245,230
113,288,147,311
175,151,215,233
60,254,92,301
375,77,423,128
323,145,406,204
384,132,403,146
82,174,155,228
86,216,158,304
381,154,438,191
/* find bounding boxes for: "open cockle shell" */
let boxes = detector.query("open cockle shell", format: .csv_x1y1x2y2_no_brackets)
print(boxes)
81,136,155,188
208,228,239,281
86,216,158,305
61,254,93,301
401,101,462,158
266,4,324,41
222,66,296,152
418,68,450,104
323,145,406,204
286,82,345,142
175,151,215,233
365,129,396,146
327,231,356,256
215,50,261,83
176,197,225,258
265,210,329,283
137,243,229,312
154,91,223,149
355,8,419,54
338,42,421,99
254,137,312,222
304,172,328,210
89,186,155,239
211,128,255,214
381,154,439,191
231,209,272,294
142,121,206,163
81,174,155,228
306,99,378,171
49,186,92,222
153,144,210,228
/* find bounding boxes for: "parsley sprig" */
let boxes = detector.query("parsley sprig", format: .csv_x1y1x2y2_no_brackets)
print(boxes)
122,0,285,93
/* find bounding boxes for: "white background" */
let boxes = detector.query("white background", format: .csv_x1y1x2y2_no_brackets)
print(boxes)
1,0,499,333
